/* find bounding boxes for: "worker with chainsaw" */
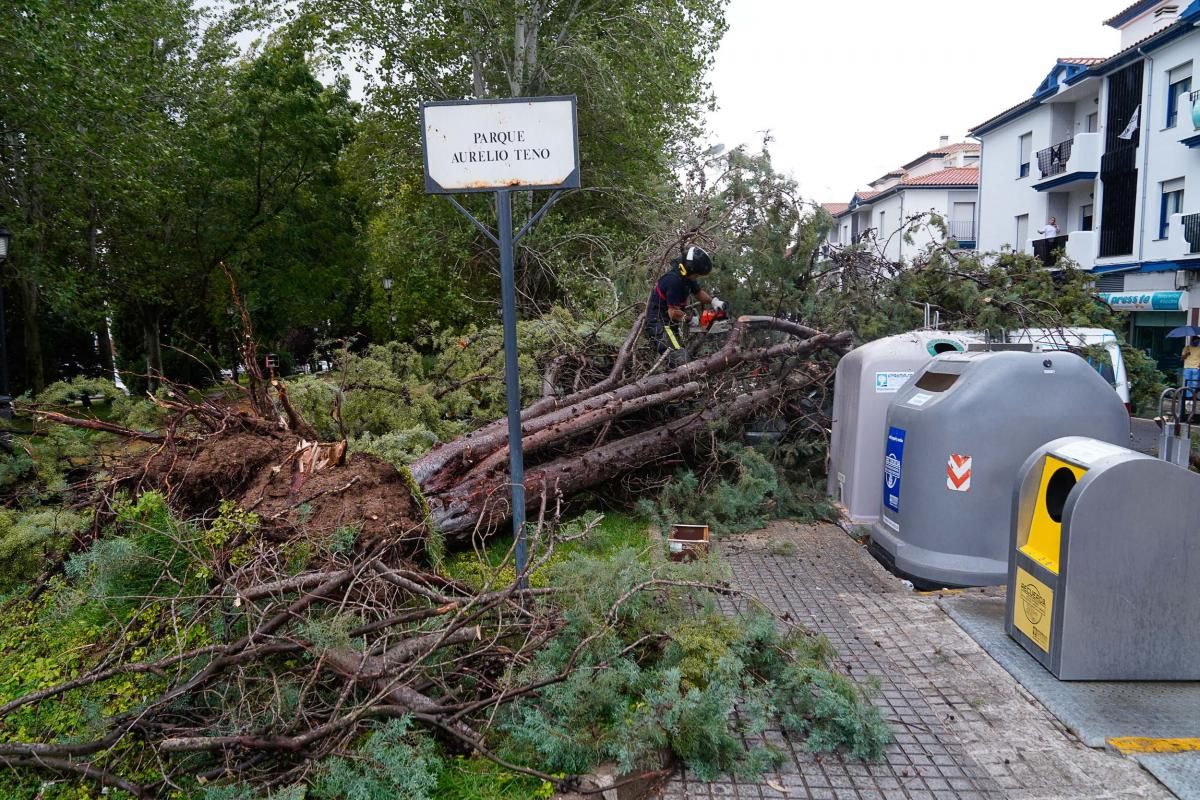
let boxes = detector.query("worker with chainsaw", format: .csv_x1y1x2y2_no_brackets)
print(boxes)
645,245,726,361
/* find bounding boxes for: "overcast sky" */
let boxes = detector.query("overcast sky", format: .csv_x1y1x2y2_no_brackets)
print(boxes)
706,0,1122,203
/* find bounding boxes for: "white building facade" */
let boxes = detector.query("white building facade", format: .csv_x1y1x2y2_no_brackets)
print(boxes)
823,140,980,262
971,0,1200,373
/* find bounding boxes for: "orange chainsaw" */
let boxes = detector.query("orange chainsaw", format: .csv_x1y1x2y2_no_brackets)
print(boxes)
693,306,730,333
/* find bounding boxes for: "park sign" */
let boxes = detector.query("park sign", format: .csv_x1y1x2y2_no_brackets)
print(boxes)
419,95,581,588
420,96,580,193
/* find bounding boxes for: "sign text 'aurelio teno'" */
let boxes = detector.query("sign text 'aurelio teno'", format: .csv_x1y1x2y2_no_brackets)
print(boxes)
420,96,580,194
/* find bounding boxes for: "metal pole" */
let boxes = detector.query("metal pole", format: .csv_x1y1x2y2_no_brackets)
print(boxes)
496,190,528,587
0,278,10,420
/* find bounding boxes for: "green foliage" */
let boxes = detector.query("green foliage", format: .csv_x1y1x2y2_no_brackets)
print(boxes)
1123,344,1166,413
810,247,1166,408
0,425,97,499
433,756,553,800
501,546,891,781
34,377,127,408
639,443,834,538
443,511,653,591
775,667,891,761
312,717,441,800
203,785,307,800
326,0,729,330
66,492,202,607
352,430,440,469
0,508,89,594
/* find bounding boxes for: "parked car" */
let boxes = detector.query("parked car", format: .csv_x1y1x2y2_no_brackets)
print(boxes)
1007,327,1131,411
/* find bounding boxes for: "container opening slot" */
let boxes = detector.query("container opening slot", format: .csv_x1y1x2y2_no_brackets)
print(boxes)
1044,468,1077,523
914,371,959,392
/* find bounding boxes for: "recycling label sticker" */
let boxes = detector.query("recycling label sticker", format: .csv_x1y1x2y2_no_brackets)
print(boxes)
883,426,906,513
874,371,914,393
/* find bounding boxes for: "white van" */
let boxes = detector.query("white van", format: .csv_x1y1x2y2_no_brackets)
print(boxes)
1007,328,1131,411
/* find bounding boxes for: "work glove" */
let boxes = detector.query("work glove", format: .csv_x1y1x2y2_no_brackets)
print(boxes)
710,297,726,312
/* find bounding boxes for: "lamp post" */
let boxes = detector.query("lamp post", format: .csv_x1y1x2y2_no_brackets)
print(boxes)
382,276,395,340
0,226,11,419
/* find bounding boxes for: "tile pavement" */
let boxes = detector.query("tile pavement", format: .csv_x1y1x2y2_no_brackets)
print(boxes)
656,522,1172,800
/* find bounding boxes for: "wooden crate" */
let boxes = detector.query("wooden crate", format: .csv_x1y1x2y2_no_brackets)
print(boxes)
667,523,710,562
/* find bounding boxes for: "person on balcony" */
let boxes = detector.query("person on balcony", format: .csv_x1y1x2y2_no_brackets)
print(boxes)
1037,217,1060,239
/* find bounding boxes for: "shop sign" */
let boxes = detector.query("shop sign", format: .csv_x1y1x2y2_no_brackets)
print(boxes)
1096,290,1188,312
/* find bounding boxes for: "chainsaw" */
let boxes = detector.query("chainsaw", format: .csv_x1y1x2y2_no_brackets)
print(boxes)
690,306,731,334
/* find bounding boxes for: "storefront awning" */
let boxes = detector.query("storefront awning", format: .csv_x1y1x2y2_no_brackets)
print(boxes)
1096,290,1188,311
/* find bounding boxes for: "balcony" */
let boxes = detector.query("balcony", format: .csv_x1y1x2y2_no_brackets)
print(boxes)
1025,230,1097,269
1065,230,1097,267
947,219,976,249
1181,92,1200,148
1031,234,1068,266
1032,132,1100,191
1168,213,1200,257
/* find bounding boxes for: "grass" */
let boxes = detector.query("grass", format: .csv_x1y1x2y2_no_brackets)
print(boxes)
442,510,654,590
434,755,555,800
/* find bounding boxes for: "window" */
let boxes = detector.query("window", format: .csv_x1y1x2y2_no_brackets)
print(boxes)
1087,112,1099,133
951,202,975,241
879,210,886,235
1160,178,1184,239
1016,214,1029,250
1018,133,1032,178
1081,204,1094,232
1166,63,1192,128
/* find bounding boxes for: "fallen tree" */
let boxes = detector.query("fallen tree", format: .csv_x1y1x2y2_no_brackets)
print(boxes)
0,308,886,797
33,311,848,553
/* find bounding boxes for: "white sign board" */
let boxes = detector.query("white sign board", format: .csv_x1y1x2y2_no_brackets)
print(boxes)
874,371,914,393
421,96,580,194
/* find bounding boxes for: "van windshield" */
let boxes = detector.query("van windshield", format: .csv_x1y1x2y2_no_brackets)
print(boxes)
1069,346,1116,386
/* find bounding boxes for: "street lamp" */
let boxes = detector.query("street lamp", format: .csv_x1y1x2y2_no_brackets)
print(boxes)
0,225,12,419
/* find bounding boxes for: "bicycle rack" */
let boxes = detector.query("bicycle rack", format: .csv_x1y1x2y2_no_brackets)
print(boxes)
1157,387,1193,468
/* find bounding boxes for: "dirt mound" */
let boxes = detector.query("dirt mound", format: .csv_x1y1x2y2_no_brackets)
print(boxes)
129,430,427,550
241,451,426,546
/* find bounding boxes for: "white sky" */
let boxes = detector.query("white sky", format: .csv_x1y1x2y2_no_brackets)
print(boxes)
706,0,1123,203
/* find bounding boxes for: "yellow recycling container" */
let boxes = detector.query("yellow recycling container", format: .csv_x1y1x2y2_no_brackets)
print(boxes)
1008,436,1200,680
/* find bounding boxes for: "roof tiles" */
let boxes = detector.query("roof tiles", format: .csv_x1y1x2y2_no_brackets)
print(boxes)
900,167,980,187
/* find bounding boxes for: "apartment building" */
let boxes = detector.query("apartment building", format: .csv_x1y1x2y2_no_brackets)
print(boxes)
823,139,980,262
970,0,1200,370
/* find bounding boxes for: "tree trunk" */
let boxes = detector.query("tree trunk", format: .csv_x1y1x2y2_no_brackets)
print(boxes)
461,1,486,96
96,320,116,383
17,272,43,395
413,316,850,540
144,310,163,392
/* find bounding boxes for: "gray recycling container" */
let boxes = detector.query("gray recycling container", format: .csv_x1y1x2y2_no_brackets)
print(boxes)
1008,437,1200,679
870,350,1129,588
828,331,979,525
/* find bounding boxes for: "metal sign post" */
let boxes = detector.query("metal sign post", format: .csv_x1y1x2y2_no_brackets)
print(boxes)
420,96,580,586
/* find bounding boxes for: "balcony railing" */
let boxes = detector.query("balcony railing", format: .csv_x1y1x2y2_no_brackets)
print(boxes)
947,219,976,242
1033,234,1069,267
1037,137,1074,178
1184,213,1200,255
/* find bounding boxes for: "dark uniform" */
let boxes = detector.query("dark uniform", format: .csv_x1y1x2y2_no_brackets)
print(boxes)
647,266,702,354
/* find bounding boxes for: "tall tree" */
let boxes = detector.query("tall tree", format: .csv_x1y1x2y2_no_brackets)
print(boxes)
319,0,729,334
0,0,198,392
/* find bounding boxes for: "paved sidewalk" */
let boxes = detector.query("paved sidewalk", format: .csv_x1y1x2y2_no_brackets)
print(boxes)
658,522,1171,800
